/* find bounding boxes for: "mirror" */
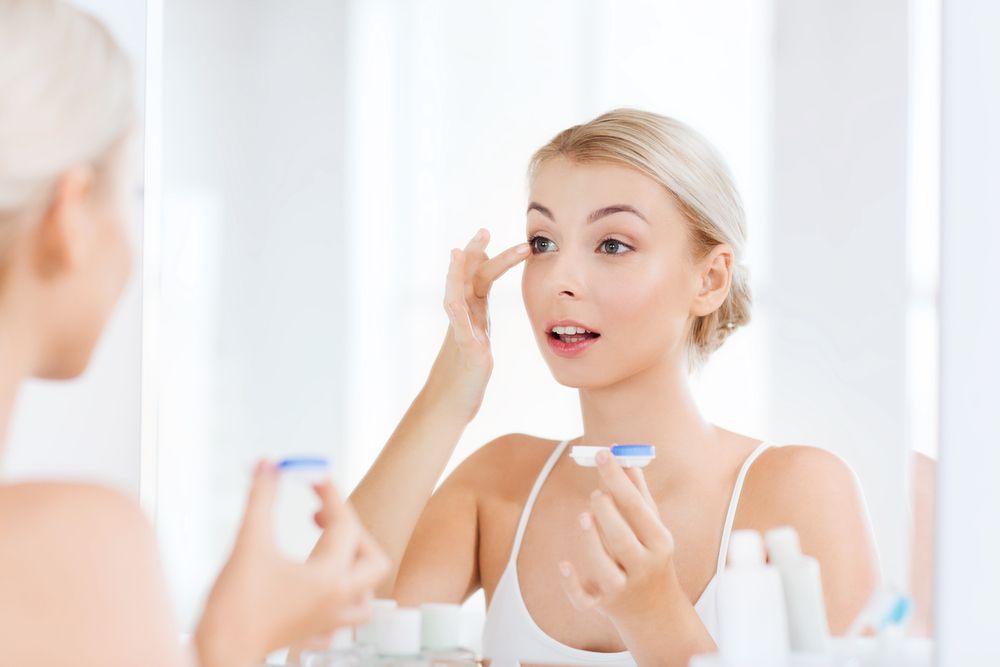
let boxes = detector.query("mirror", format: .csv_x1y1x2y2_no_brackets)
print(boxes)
155,0,937,653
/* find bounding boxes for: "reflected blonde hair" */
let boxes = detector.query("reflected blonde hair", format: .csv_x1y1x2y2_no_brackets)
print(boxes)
0,0,133,268
529,108,751,368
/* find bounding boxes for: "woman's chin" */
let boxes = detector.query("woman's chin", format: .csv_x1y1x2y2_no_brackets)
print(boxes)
547,364,622,390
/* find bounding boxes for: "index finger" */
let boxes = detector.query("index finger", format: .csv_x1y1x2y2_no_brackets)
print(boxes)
462,228,491,275
622,467,657,513
311,478,343,525
595,449,665,549
472,242,531,298
311,486,363,566
235,460,279,547
345,529,391,592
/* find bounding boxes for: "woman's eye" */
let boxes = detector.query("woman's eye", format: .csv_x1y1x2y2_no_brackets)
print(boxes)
529,236,557,254
599,238,633,255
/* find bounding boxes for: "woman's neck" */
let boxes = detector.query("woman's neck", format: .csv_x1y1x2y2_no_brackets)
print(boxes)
577,355,718,483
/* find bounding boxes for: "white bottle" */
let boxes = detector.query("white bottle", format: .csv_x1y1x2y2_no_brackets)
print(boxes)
716,529,789,666
299,629,361,667
356,599,398,661
419,603,477,666
765,526,833,654
376,608,429,667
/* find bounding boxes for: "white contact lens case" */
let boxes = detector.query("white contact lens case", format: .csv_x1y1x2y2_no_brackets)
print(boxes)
570,444,656,469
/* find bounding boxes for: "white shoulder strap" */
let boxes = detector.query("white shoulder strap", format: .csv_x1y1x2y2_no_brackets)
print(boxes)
509,440,571,556
715,441,773,574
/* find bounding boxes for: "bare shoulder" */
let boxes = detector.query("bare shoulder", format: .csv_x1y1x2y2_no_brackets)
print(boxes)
0,481,154,555
0,482,181,666
446,433,562,500
0,479,145,522
745,445,861,508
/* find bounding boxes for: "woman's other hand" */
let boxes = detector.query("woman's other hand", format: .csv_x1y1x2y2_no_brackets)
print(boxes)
557,449,680,625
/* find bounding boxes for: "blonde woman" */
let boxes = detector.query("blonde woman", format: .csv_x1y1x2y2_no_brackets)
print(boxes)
0,2,387,665
350,110,880,665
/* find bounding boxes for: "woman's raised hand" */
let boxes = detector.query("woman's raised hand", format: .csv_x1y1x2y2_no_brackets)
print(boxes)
424,228,530,422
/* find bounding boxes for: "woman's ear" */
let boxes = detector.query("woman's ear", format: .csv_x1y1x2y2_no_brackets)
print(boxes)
691,244,733,317
33,165,96,279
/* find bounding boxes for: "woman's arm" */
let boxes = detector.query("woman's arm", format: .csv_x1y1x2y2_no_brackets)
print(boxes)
349,381,473,599
390,439,500,605
349,231,529,596
391,432,546,606
740,445,882,634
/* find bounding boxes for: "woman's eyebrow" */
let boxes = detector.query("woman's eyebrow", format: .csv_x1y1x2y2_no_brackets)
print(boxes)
526,202,648,224
527,202,554,219
588,205,648,224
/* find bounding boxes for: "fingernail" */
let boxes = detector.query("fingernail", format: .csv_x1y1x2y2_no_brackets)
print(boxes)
516,243,530,254
475,229,486,240
596,449,610,464
579,512,593,530
559,562,571,577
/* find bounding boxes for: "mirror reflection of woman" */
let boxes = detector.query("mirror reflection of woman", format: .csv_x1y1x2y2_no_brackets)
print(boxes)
0,3,387,665
348,109,881,665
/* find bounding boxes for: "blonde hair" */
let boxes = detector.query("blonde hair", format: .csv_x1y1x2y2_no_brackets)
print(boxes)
529,108,751,368
0,0,133,264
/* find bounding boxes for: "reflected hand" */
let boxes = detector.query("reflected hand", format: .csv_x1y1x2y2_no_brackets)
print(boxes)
424,228,530,422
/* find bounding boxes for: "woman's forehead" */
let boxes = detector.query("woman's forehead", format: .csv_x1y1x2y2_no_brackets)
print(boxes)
528,157,681,225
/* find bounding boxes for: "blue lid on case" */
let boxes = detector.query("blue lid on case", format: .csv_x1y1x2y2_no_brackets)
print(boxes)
611,444,655,457
277,456,329,470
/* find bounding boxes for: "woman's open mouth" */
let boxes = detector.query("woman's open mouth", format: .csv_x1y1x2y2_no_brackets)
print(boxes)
546,323,601,358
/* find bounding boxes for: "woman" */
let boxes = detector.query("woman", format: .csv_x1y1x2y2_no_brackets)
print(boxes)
0,2,387,665
349,109,881,665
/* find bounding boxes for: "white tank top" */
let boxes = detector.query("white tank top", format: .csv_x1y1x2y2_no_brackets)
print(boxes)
481,439,773,666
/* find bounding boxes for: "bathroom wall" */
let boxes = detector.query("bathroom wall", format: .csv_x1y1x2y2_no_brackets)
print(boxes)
769,0,912,584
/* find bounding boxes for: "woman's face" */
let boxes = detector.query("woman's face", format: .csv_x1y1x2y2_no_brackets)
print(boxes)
521,157,701,389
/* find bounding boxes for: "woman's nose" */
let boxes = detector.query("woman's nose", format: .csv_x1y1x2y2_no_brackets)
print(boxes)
548,253,584,299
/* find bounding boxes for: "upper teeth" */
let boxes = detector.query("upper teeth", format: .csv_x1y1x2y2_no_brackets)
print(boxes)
553,326,590,335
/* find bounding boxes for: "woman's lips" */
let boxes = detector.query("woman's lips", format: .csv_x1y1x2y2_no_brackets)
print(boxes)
546,331,601,358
